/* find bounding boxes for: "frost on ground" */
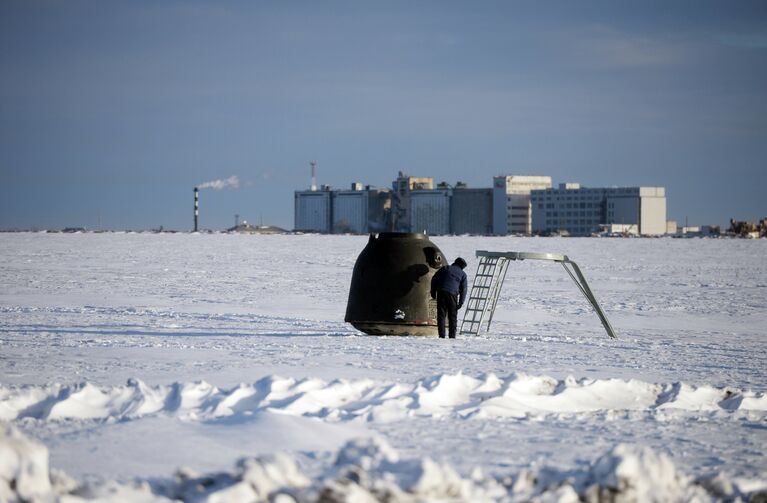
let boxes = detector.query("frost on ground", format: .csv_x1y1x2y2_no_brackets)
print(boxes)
0,233,766,501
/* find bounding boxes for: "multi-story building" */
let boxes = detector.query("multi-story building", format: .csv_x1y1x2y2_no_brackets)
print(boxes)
296,174,539,235
492,175,553,235
391,172,434,232
332,186,369,233
530,184,667,236
295,173,668,237
410,189,451,235
295,184,391,233
666,220,678,234
451,188,493,235
294,187,332,232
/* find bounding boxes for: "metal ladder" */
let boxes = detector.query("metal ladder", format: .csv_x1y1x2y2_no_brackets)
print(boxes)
459,255,510,336
460,251,617,339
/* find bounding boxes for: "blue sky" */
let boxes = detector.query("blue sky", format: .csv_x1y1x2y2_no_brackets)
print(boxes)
1,1,765,230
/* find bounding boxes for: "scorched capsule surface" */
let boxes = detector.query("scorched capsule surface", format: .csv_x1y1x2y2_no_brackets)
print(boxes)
345,232,446,336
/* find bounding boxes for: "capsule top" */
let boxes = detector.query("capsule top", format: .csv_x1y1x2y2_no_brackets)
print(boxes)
374,232,430,240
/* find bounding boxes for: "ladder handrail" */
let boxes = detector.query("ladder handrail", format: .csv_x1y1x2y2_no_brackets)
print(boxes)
460,255,502,335
460,250,617,339
483,257,509,332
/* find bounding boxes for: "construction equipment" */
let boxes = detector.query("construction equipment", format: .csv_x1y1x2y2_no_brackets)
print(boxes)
460,251,617,339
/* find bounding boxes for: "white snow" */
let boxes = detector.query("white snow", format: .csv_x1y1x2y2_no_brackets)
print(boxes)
1,233,766,501
1,373,764,424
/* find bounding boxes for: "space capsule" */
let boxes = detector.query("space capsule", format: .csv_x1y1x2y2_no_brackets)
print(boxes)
345,232,447,336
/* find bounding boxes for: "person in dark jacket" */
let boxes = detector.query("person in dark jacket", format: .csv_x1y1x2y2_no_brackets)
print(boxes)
430,257,468,338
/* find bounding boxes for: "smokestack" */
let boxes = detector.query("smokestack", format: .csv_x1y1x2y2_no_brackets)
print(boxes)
194,187,199,232
310,160,317,191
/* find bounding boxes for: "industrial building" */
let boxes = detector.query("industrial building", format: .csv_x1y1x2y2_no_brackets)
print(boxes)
332,185,392,234
296,173,551,235
391,172,434,232
492,175,553,235
332,187,368,234
451,188,493,235
530,184,667,236
410,188,451,235
294,188,332,233
295,184,391,234
295,169,668,237
394,174,495,235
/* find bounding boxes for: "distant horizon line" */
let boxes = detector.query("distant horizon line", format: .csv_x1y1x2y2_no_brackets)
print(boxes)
1,227,759,239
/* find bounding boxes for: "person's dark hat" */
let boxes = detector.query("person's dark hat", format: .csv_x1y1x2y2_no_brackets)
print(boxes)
453,257,467,269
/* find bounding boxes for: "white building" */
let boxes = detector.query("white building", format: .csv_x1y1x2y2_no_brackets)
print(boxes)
666,220,678,234
492,175,553,235
530,184,667,236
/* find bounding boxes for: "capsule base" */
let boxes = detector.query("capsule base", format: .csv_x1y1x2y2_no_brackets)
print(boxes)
349,321,438,337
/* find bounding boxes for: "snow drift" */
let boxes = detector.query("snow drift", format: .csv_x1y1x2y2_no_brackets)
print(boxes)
2,425,764,502
1,373,764,424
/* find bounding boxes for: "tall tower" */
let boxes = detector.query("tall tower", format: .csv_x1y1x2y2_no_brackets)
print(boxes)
194,187,199,232
310,160,317,191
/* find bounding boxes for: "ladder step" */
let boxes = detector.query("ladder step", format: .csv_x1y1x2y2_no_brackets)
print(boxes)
461,255,510,336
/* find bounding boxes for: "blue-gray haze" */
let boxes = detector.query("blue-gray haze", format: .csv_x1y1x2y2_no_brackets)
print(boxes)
1,1,765,231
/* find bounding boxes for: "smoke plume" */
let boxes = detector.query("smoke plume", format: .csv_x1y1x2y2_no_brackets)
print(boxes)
197,175,240,190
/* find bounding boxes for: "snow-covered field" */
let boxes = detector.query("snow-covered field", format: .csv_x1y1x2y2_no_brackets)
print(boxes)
1,233,765,501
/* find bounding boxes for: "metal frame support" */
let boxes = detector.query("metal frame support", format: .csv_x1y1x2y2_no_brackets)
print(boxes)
460,250,617,339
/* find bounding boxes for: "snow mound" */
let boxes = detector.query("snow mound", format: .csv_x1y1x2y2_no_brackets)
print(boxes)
2,373,764,423
2,426,765,502
163,453,311,502
583,444,703,502
0,424,79,503
0,424,52,502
